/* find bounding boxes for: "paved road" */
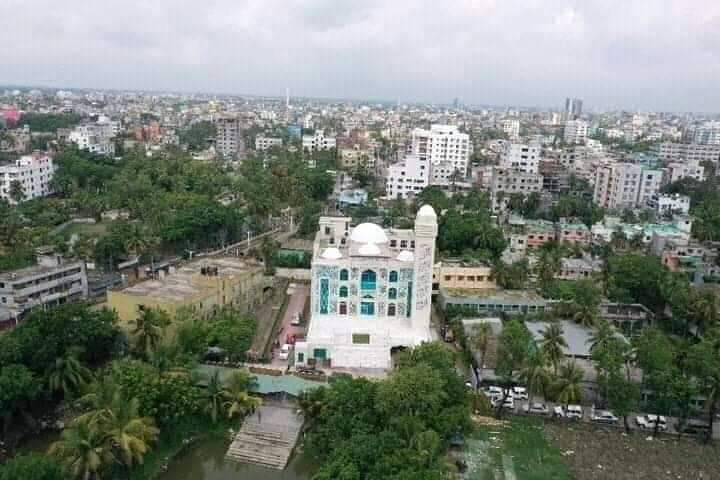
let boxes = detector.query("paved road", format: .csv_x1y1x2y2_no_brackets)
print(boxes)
270,283,309,367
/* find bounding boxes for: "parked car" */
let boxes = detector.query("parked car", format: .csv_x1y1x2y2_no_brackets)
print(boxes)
591,410,619,424
566,405,584,420
678,419,710,436
635,414,668,431
279,344,291,360
553,406,566,418
483,386,504,398
511,386,529,400
491,395,515,410
524,402,549,415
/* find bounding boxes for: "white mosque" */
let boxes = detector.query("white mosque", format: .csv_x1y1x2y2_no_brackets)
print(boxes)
294,205,438,370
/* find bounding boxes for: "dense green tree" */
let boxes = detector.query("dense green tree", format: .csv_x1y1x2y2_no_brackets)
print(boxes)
0,454,68,480
46,351,93,398
603,371,640,433
607,254,669,312
179,121,216,150
0,364,41,433
687,328,720,443
21,112,82,132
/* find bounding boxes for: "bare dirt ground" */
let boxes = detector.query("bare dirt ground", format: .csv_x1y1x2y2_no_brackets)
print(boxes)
545,423,720,480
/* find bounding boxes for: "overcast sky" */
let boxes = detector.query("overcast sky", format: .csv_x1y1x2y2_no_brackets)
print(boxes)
1,0,719,112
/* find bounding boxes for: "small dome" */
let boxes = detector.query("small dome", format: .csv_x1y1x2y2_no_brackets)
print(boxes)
320,247,343,260
350,223,389,244
397,250,414,262
358,243,382,256
417,205,437,219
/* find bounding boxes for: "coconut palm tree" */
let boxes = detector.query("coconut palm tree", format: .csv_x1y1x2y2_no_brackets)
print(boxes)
588,320,615,354
519,352,551,407
572,303,599,328
104,397,159,468
472,323,493,374
76,376,123,425
204,370,226,423
540,323,568,375
46,352,93,399
130,308,171,358
50,420,114,480
554,362,584,407
225,389,261,419
688,291,719,335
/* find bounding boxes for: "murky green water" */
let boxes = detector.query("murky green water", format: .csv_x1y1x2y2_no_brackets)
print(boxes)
157,437,317,480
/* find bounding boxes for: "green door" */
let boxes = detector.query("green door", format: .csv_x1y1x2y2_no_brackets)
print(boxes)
313,348,327,360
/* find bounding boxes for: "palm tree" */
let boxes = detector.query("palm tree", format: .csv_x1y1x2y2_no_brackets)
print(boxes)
104,397,159,468
472,323,493,374
50,420,114,480
130,308,171,358
540,323,568,375
46,352,93,398
519,352,551,407
588,320,615,354
572,303,599,328
688,291,719,335
124,223,156,258
225,389,261,419
76,376,123,425
204,370,226,423
554,362,584,407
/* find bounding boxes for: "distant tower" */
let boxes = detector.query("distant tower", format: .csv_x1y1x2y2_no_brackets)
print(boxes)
411,205,438,334
286,87,290,109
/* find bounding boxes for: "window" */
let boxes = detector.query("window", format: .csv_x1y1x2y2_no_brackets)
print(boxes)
324,227,331,235
339,302,347,315
352,333,370,344
388,287,397,300
389,270,398,283
388,304,397,316
400,240,408,248
340,269,349,281
444,275,452,281
361,301,375,316
320,279,329,314
297,352,304,363
339,286,348,298
390,239,397,247
361,270,377,290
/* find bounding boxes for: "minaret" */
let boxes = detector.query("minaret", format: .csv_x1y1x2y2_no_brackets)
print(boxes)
411,205,438,335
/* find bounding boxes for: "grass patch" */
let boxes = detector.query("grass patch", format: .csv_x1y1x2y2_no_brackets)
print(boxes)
465,417,572,480
62,222,109,238
112,416,238,480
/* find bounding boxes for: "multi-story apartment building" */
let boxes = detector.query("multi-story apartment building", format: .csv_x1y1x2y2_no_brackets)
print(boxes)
500,143,541,174
500,119,520,139
215,116,242,160
409,125,470,176
339,148,373,170
647,193,691,215
593,163,663,210
564,120,588,144
666,159,706,183
563,97,583,120
0,153,55,204
556,222,591,245
693,121,720,145
653,142,720,164
68,125,115,155
386,154,429,200
490,167,543,213
432,261,496,294
254,135,282,151
0,252,88,326
302,129,337,152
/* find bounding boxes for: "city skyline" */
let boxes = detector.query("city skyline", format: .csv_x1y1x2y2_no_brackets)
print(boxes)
2,0,720,112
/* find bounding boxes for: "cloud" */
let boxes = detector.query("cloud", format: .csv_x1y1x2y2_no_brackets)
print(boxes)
0,0,718,111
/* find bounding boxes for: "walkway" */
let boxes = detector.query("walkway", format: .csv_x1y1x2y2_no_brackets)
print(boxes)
225,405,304,470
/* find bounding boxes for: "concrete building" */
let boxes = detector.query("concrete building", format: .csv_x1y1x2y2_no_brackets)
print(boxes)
409,125,470,176
302,130,336,152
593,163,663,210
0,153,55,204
68,125,115,155
693,121,720,145
500,143,541,174
490,167,543,213
563,98,583,120
648,193,691,215
439,288,548,316
215,117,243,160
339,148,373,170
432,261,496,294
557,257,603,280
294,207,438,369
563,120,588,144
107,257,269,326
666,159,706,183
653,142,720,164
255,135,283,151
385,154,429,200
556,222,591,245
500,119,520,139
0,252,88,327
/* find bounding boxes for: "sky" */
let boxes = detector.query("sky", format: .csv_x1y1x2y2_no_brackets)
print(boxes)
1,0,719,112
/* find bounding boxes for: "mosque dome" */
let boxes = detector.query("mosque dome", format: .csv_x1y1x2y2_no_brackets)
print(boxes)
358,243,382,256
350,223,389,244
396,250,415,262
417,204,437,220
320,247,343,260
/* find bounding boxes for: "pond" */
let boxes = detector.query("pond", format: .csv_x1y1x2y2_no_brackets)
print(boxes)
157,436,317,480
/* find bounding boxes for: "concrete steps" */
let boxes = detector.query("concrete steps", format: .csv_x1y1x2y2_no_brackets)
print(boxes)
225,405,304,470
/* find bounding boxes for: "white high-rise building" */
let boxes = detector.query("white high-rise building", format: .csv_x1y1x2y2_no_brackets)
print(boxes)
255,136,283,151
68,125,115,155
409,125,470,176
386,154,429,200
302,130,337,152
593,163,663,210
653,143,720,164
564,120,588,144
501,119,520,139
215,117,243,160
0,153,56,204
293,206,437,369
500,143,541,174
693,121,720,145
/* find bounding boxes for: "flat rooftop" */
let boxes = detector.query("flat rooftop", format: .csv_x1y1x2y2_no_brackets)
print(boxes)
441,288,546,303
117,257,262,301
0,261,83,282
